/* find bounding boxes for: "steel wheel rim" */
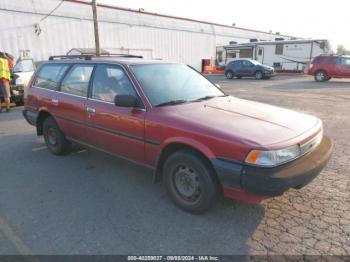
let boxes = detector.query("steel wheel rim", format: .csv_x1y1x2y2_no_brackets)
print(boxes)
256,72,262,79
173,165,201,203
47,127,57,145
316,72,324,81
226,72,233,78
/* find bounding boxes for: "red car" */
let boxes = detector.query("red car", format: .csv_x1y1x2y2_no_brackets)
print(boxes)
308,55,350,81
23,55,333,213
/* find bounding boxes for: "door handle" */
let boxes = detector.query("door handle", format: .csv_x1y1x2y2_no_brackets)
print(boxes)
51,98,59,105
86,107,96,113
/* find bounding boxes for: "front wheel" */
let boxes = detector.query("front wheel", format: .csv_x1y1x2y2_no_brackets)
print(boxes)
255,71,263,80
163,150,220,214
43,117,72,155
225,71,234,79
314,70,328,82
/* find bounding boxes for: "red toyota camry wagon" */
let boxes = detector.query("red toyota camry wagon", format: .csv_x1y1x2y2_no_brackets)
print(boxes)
23,55,333,213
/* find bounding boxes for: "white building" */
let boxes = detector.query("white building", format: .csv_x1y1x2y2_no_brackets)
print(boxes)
0,0,294,70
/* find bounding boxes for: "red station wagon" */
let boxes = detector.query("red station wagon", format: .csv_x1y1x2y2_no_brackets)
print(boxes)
308,55,350,81
23,55,333,213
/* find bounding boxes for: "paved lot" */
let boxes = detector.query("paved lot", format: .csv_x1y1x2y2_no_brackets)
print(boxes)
0,75,349,255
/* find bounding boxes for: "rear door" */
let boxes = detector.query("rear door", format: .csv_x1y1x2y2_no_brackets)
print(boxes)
85,64,146,163
55,64,94,141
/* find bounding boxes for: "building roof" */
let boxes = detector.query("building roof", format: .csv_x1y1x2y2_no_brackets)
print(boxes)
65,0,293,38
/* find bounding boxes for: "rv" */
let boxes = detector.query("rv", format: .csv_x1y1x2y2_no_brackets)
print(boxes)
216,39,331,72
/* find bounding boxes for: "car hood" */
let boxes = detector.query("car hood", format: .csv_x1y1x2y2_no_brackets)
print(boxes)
160,96,320,147
261,65,274,71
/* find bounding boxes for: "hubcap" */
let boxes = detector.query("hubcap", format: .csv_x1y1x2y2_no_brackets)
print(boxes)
226,72,232,78
47,127,57,145
173,166,201,202
256,72,262,79
316,72,325,81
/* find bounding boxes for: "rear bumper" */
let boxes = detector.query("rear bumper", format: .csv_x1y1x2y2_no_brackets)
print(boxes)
212,136,333,199
22,109,37,126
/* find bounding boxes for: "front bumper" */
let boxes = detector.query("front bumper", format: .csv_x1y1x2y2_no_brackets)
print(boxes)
212,136,333,198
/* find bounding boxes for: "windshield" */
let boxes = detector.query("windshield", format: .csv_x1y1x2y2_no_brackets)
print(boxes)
13,59,35,73
250,60,261,65
130,64,225,106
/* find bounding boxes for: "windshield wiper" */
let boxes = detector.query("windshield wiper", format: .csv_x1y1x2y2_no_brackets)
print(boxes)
193,95,227,102
155,99,188,107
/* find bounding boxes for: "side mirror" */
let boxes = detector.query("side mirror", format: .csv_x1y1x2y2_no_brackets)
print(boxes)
215,84,221,89
114,94,138,107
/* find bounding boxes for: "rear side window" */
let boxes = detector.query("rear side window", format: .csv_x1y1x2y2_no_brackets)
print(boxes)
61,64,94,97
312,56,327,64
33,64,69,90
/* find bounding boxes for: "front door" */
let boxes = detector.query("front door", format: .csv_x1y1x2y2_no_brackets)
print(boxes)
85,64,146,164
339,57,350,77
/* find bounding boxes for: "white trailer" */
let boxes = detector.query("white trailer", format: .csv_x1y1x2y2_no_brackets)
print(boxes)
216,39,331,71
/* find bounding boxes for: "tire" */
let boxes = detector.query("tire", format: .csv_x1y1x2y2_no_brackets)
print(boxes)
43,117,72,155
15,99,24,106
225,71,234,79
255,71,263,80
314,70,328,82
163,150,220,214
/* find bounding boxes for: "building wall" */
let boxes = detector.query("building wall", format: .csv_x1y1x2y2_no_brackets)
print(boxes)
0,0,292,70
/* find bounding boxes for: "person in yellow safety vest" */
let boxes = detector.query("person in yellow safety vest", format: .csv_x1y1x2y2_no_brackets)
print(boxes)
0,52,11,113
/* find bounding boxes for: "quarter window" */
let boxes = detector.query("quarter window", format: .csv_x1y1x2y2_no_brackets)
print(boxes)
61,64,94,97
33,64,69,90
91,65,136,103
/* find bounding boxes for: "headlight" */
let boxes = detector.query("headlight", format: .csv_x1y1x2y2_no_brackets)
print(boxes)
245,144,301,167
15,78,24,85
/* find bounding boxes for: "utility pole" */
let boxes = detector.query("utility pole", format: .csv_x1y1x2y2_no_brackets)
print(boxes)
92,0,100,56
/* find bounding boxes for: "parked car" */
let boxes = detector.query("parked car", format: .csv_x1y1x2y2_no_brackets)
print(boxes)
23,55,332,213
225,59,275,80
10,58,37,105
308,55,350,81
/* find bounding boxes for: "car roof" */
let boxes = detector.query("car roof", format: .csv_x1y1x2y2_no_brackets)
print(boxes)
42,56,179,66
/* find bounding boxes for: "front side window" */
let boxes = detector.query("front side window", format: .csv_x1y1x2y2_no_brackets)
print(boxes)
242,60,253,67
61,64,94,97
33,64,69,90
340,57,350,65
130,64,224,106
91,64,136,103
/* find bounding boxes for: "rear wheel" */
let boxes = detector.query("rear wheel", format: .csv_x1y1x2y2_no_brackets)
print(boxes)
163,150,220,214
43,117,72,155
225,71,234,79
315,70,328,82
255,71,263,80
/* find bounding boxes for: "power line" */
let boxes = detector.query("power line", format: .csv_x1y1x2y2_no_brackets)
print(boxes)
40,0,65,22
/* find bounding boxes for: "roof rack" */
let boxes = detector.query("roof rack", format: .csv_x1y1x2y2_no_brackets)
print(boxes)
48,54,143,60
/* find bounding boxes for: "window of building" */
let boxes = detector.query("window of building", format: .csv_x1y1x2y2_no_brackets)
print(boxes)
91,64,136,103
275,44,284,55
33,64,69,90
61,64,94,97
258,48,263,56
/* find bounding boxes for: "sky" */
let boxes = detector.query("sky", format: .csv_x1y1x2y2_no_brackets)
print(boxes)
97,0,350,51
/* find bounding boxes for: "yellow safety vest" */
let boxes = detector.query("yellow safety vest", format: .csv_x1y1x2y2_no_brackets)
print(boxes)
0,58,11,80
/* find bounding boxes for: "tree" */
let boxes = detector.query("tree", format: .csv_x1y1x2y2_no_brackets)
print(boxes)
336,45,350,55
